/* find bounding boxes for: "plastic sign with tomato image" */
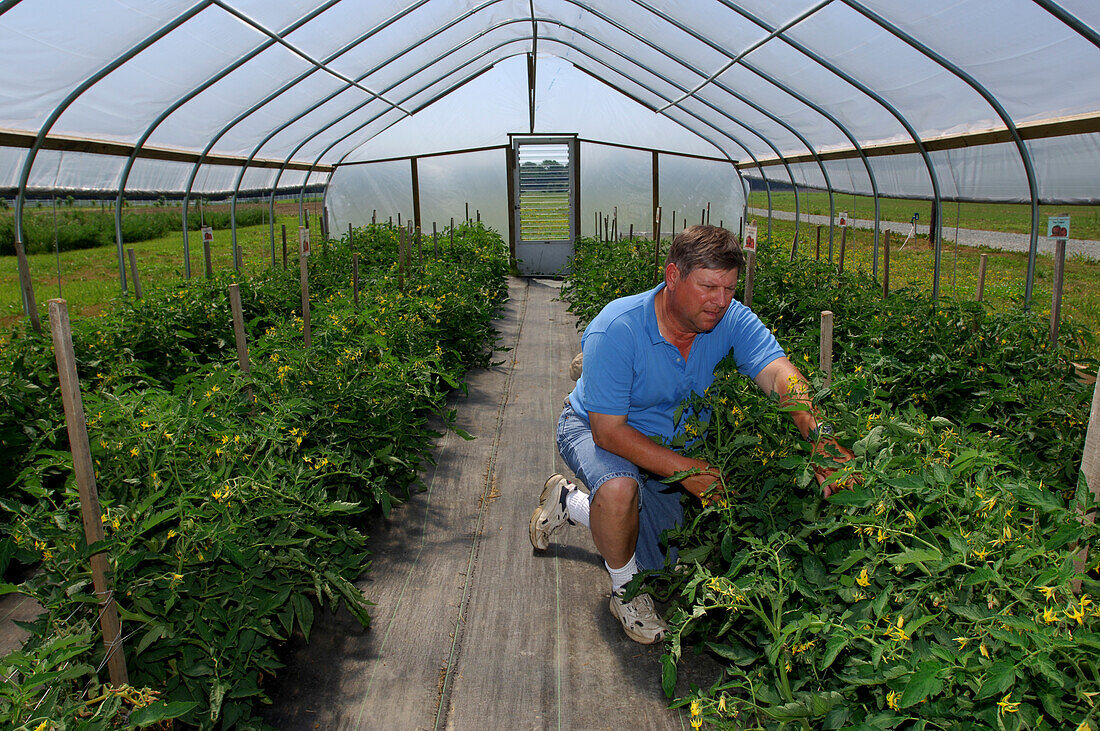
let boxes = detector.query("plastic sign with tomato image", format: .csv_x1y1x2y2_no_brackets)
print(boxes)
839,211,848,227
1047,216,1070,239
743,223,757,251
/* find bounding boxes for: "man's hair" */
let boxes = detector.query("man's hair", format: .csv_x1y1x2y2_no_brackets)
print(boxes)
666,224,745,277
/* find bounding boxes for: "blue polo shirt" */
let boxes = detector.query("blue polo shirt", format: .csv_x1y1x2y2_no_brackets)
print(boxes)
568,283,785,441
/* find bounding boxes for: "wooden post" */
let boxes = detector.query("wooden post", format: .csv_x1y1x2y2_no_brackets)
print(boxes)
595,210,600,239
465,202,469,223
671,211,677,237
1050,238,1066,345
820,310,834,387
416,226,423,265
281,224,288,269
398,225,406,291
203,239,213,279
882,230,891,299
815,225,822,260
433,222,439,257
15,240,42,334
1074,366,1100,589
228,284,250,375
235,239,243,270
743,250,756,308
372,209,377,225
353,253,360,309
476,209,480,223
628,223,634,241
838,226,847,274
975,254,988,302
47,299,128,686
653,207,663,285
299,254,311,349
348,221,353,244
700,207,705,226
127,249,142,299
322,206,330,239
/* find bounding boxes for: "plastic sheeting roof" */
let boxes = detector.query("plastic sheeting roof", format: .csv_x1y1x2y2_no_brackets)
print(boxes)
1,0,1098,207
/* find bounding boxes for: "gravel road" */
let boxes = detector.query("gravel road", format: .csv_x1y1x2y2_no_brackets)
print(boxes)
746,208,1100,261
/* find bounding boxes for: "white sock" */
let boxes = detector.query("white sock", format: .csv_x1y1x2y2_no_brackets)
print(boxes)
565,487,590,528
606,554,639,594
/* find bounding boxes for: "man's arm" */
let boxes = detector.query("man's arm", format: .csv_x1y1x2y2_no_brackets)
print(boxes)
588,412,720,499
752,356,856,496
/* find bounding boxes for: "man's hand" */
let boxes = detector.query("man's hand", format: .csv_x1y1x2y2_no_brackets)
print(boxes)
811,436,860,497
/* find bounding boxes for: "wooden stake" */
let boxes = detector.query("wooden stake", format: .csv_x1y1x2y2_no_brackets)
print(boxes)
15,240,41,334
432,222,439,257
628,223,634,241
815,225,822,260
838,226,847,274
353,253,360,309
820,310,834,387
416,226,423,265
976,254,988,302
743,250,756,308
127,249,142,299
882,230,891,298
203,239,213,279
372,209,377,225
47,299,128,686
653,207,663,285
228,284,250,375
299,254,311,349
1050,238,1066,345
398,226,406,291
348,221,354,243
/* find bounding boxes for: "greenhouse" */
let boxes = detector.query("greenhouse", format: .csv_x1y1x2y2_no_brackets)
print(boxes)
1,1,1099,728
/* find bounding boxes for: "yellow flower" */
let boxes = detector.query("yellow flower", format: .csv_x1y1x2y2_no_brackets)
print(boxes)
1042,607,1059,624
886,689,900,711
130,447,139,457
717,696,726,713
690,700,701,717
876,527,887,543
141,421,151,429
980,642,990,659
1040,586,1057,602
167,529,177,539
997,694,1020,715
690,718,703,730
857,567,871,587
954,636,969,649
974,547,990,561
163,431,173,440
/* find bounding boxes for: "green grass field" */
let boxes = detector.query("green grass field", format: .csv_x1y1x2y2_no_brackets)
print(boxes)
758,217,1100,360
747,190,1100,240
1,212,309,327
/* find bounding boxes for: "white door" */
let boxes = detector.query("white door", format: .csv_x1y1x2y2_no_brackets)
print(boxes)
512,137,575,276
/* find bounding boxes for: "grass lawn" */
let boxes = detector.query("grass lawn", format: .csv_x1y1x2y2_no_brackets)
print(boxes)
1,214,307,327
747,190,1100,240
758,217,1100,360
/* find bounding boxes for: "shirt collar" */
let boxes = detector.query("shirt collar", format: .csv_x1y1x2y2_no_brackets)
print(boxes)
644,283,667,345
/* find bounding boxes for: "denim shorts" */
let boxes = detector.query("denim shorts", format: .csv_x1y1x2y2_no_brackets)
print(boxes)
556,401,683,572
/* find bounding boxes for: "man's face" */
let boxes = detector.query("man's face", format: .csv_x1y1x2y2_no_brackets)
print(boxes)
666,265,739,333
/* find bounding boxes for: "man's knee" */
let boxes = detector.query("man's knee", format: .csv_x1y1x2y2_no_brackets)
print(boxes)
593,477,639,515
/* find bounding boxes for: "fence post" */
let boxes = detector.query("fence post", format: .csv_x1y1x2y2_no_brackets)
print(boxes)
14,240,41,334
433,222,439,257
815,225,822,260
743,250,756,308
47,299,129,686
882,230,891,299
976,254,988,302
372,209,377,225
299,254,311,349
127,249,142,299
1050,238,1066,345
353,253,360,309
820,310,834,387
416,226,423,265
348,221,354,244
203,238,213,279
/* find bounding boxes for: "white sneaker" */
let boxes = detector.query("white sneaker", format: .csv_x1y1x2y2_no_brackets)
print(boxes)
529,474,574,550
610,591,668,644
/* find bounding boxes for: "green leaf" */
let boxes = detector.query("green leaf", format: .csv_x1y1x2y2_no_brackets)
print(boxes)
129,700,198,725
899,661,944,708
888,548,942,566
826,486,874,507
661,653,677,698
821,634,847,670
977,661,1016,699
